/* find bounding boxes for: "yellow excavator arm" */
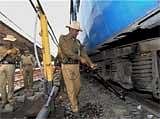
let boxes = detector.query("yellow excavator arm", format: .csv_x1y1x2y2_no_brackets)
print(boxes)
40,13,53,81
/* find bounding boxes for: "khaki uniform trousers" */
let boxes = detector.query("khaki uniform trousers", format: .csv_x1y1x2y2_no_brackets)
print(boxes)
0,64,15,105
22,64,33,89
62,64,81,112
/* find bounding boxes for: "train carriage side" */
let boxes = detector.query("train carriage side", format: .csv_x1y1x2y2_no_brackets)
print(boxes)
76,0,160,99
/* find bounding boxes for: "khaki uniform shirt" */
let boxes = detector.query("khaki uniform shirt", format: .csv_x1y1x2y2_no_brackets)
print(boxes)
20,54,35,68
58,34,92,65
0,46,19,64
0,46,7,60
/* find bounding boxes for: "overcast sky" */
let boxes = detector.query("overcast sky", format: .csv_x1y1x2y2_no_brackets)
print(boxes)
0,0,70,56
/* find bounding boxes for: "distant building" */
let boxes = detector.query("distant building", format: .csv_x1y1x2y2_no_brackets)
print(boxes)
0,20,41,54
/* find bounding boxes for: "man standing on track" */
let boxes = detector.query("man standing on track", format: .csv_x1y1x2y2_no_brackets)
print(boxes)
58,21,96,115
0,34,19,112
20,49,36,96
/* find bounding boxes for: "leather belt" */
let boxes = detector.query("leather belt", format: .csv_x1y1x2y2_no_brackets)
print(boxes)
62,59,79,64
0,61,15,64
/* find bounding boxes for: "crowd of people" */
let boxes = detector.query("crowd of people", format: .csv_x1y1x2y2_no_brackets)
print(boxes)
0,34,36,112
0,21,96,116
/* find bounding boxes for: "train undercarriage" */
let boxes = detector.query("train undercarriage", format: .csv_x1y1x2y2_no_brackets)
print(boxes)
90,35,160,100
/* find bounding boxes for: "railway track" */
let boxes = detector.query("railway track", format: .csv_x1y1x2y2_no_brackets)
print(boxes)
1,67,160,119
127,91,160,118
90,70,160,118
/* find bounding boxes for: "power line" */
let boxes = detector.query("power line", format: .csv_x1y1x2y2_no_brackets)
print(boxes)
37,0,59,45
29,0,58,47
0,11,33,39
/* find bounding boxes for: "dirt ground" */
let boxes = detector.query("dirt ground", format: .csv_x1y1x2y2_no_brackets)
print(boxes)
0,73,159,119
50,73,158,119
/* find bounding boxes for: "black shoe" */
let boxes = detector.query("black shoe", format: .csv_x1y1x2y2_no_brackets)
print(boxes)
72,111,80,117
0,102,8,109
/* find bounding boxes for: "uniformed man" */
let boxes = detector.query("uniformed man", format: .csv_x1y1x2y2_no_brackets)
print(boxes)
20,49,36,96
58,21,96,114
0,34,19,112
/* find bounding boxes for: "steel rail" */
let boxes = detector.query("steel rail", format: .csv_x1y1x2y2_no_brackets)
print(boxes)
127,91,160,118
89,70,160,118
